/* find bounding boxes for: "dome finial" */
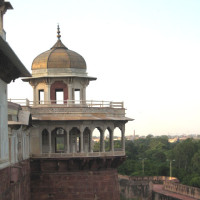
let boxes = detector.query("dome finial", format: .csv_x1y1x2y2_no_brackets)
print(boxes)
57,24,61,40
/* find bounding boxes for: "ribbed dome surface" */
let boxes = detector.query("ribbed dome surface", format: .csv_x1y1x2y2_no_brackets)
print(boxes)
31,39,86,70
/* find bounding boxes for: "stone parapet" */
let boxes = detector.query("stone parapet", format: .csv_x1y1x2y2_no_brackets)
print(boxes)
8,99,130,121
119,175,179,184
30,105,125,115
164,181,200,199
30,105,126,120
31,151,125,158
118,175,153,200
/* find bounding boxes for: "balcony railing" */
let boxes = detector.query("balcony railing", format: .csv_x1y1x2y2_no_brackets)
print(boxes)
8,99,124,109
31,151,125,158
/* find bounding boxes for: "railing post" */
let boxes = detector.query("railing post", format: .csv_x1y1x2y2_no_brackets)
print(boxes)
26,98,29,106
110,101,113,108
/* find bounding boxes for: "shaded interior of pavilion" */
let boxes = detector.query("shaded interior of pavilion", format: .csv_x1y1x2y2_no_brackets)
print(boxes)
41,126,125,154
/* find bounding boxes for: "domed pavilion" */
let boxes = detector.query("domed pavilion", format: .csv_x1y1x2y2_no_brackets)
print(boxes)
21,25,132,200
25,26,96,105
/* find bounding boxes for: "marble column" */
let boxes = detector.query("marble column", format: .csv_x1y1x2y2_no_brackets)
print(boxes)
89,131,93,153
80,128,84,153
110,130,114,152
48,130,52,154
67,131,70,153
121,126,125,151
100,130,105,152
33,85,37,106
46,83,51,104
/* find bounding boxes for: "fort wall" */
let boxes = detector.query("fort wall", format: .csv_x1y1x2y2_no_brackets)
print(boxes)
0,159,30,200
118,175,153,200
119,175,200,200
31,158,120,200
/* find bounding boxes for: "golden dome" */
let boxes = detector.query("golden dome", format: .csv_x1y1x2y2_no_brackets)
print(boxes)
31,30,86,70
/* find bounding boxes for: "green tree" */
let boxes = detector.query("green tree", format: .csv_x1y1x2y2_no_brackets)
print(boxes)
117,136,200,187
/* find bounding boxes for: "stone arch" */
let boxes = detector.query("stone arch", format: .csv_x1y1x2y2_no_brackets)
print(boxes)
113,127,122,151
50,81,68,104
69,127,80,153
105,127,113,152
51,127,67,153
83,127,91,153
92,127,102,152
42,129,49,153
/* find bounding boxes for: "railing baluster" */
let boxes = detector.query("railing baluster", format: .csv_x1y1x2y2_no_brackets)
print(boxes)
7,99,124,109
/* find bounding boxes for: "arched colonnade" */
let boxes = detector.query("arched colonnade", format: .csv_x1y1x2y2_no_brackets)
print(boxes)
40,124,125,154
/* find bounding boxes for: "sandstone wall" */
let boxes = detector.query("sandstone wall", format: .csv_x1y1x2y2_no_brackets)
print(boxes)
118,175,152,200
118,175,179,200
0,159,30,200
30,158,121,200
152,192,179,200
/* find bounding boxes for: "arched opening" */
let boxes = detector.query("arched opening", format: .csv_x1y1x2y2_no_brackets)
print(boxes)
74,89,80,104
55,89,64,104
113,127,122,151
39,89,44,104
105,129,111,152
83,127,91,153
69,127,80,153
51,127,66,153
92,128,101,152
42,129,49,153
50,81,68,104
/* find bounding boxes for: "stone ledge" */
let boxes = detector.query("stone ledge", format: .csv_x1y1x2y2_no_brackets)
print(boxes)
31,151,125,158
30,155,126,172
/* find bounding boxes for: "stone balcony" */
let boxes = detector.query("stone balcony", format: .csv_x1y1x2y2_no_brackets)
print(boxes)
8,99,130,121
8,99,130,159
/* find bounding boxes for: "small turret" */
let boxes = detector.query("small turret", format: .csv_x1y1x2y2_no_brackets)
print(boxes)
23,26,96,105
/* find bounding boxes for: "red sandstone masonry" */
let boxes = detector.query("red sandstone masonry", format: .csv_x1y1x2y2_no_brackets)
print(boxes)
50,81,68,103
31,169,120,200
30,156,124,200
0,160,30,200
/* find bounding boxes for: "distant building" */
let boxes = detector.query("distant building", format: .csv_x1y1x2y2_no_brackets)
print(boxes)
168,137,179,143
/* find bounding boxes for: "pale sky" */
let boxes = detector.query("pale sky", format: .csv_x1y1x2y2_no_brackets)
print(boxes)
5,0,200,136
